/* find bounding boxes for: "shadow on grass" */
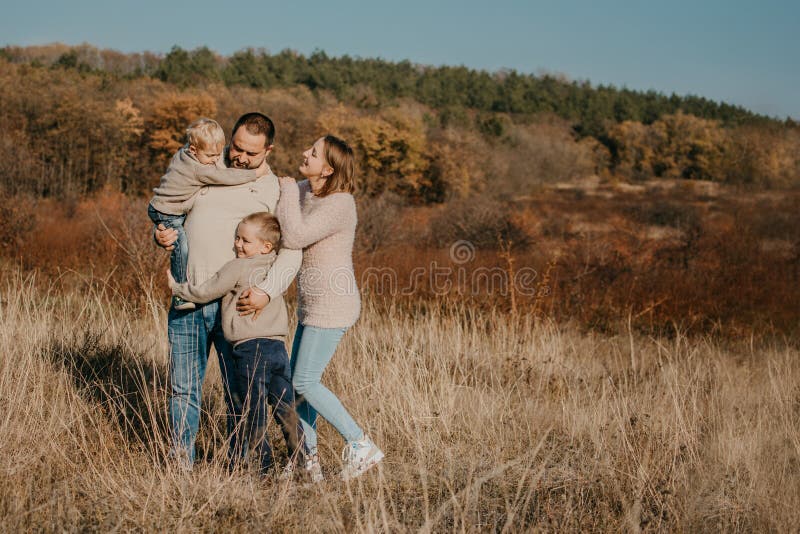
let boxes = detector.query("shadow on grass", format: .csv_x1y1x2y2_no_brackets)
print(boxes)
45,329,171,455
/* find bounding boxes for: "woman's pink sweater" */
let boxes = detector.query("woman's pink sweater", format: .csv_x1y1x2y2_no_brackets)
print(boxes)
276,179,361,329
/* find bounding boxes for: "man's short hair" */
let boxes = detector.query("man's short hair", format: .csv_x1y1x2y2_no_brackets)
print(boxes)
186,118,226,150
231,112,275,147
241,212,281,249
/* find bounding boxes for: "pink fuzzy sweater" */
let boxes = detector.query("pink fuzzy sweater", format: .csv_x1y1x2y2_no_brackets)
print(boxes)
276,179,361,329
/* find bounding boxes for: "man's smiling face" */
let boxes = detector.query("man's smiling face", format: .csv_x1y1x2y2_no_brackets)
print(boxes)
228,128,271,169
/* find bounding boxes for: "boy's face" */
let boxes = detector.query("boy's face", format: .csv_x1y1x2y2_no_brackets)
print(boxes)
234,222,273,258
189,144,223,165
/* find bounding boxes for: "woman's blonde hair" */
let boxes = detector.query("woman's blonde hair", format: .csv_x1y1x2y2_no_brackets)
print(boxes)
317,135,356,197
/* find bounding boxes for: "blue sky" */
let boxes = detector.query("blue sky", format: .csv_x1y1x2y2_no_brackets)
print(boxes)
2,0,798,118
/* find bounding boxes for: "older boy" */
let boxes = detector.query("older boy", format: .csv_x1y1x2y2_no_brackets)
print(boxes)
169,212,303,473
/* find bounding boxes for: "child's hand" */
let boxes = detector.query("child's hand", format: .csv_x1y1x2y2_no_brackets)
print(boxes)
166,268,177,291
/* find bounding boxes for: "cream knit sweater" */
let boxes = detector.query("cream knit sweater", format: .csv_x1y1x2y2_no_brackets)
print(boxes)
276,179,360,329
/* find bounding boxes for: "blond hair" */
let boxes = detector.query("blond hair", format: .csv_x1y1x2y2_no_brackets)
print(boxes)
317,134,356,197
240,212,281,249
186,118,226,151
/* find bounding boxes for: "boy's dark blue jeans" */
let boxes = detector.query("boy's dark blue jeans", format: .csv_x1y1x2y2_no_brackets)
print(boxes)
230,338,304,474
147,204,188,284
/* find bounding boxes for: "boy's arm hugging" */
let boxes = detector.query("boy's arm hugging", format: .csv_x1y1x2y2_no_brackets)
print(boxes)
192,154,270,186
167,259,241,305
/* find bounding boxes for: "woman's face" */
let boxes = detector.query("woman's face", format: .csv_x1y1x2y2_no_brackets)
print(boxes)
299,137,332,179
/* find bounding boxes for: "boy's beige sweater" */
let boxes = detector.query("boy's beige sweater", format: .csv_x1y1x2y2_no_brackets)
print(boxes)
170,252,289,344
276,179,360,329
149,145,258,215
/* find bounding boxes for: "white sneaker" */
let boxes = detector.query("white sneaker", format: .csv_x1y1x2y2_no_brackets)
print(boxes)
278,454,323,484
341,435,384,481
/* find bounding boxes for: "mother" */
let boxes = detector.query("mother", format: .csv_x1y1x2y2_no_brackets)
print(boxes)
276,135,383,482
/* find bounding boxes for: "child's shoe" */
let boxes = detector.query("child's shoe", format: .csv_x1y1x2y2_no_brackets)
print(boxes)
279,454,324,484
173,296,196,311
341,435,384,481
305,453,324,483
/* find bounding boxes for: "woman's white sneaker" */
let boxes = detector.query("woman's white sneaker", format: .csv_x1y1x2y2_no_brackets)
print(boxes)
341,435,384,481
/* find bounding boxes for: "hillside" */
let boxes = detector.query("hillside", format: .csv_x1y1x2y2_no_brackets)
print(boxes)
1,43,799,199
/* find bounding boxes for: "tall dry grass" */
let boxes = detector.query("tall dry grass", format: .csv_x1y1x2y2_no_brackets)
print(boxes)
1,265,799,531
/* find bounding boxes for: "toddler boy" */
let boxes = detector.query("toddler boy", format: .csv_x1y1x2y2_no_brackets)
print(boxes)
149,117,267,310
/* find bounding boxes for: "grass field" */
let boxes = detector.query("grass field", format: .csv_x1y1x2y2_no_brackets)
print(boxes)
1,266,799,532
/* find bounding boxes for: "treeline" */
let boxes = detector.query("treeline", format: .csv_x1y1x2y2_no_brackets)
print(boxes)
3,43,789,131
0,43,798,200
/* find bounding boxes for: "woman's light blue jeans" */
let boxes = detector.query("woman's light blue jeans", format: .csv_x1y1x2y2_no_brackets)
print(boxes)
290,324,363,454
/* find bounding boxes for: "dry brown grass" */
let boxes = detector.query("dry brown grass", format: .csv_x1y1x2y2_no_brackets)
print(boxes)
1,264,799,531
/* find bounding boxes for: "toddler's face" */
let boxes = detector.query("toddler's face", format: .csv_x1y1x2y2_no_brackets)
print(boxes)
189,144,223,165
234,222,273,258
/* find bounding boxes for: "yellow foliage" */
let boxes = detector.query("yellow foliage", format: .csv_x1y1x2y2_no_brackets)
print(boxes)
608,112,727,181
318,103,431,196
147,92,217,159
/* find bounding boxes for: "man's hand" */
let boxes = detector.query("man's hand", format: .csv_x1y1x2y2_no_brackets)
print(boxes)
237,287,270,319
155,223,178,251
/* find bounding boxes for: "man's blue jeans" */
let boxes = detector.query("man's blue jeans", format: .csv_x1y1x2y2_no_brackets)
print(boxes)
168,300,236,465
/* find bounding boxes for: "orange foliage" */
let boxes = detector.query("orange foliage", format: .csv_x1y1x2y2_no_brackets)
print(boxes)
147,92,217,163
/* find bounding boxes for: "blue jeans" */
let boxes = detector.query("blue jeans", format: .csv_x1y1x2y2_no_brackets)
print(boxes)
230,338,304,473
148,204,189,285
168,300,237,465
290,324,363,454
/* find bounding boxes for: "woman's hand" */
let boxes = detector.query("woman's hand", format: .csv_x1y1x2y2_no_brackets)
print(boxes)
154,224,178,251
237,287,270,319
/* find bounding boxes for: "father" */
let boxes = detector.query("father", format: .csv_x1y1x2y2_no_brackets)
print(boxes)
154,112,301,466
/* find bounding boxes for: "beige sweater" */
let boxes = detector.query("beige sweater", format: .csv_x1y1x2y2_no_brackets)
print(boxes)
276,179,360,329
150,145,258,215
170,252,288,344
182,161,301,300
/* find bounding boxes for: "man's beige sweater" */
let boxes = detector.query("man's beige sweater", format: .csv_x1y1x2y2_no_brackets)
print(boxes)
170,252,288,344
149,145,258,215
182,160,301,300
